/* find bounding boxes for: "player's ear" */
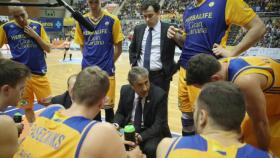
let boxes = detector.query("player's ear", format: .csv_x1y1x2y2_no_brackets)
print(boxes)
210,74,222,82
1,84,12,96
199,109,208,128
98,96,106,109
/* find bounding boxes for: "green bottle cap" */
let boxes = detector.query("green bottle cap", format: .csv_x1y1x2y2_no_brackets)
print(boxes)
124,125,135,133
14,112,22,116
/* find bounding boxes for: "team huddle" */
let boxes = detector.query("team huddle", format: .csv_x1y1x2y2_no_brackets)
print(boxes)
0,0,279,158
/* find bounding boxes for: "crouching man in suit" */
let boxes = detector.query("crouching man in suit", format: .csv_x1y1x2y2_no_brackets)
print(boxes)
114,67,171,158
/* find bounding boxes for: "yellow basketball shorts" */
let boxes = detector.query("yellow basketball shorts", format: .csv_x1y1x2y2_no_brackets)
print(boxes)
20,74,52,109
104,76,115,109
178,67,200,113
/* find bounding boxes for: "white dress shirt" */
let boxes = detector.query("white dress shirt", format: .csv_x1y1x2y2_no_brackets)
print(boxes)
138,21,162,71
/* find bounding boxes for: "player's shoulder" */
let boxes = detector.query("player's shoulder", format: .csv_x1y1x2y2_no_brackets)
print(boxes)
39,104,65,117
234,68,267,88
157,137,174,158
90,122,116,133
237,144,273,158
28,19,44,27
83,12,91,17
103,10,120,22
0,114,14,122
1,20,16,28
0,114,17,131
83,122,118,146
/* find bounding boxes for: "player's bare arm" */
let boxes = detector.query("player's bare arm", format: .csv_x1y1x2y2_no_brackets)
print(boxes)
167,26,185,47
24,26,51,53
114,41,122,62
156,138,174,158
235,74,270,150
79,123,144,158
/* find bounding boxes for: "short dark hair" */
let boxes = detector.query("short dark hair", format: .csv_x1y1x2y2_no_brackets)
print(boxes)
72,66,109,107
141,0,160,13
187,54,221,85
0,58,30,88
197,81,246,131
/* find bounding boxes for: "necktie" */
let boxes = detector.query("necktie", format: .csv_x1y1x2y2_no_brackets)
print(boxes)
143,28,153,70
134,97,143,133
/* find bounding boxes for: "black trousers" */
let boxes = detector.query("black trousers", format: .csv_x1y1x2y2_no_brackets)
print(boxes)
149,70,170,94
140,137,162,158
93,108,114,123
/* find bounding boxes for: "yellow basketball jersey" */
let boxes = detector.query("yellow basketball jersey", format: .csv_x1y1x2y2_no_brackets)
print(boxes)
222,56,280,156
222,56,280,116
166,135,272,158
14,106,98,158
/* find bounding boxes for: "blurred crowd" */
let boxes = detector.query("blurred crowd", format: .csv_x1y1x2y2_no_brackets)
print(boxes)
246,0,280,12
118,0,143,20
69,0,280,48
233,18,280,48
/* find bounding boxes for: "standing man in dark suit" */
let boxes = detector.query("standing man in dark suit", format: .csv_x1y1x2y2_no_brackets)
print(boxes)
129,1,177,93
114,67,171,158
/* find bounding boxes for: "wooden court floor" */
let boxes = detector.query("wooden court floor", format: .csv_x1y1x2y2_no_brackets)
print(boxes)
46,50,182,133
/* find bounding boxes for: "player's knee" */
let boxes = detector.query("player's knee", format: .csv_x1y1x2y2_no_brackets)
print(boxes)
181,112,195,136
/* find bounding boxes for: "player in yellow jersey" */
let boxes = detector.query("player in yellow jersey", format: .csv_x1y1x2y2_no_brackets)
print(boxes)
14,66,144,158
0,3,52,123
157,81,274,158
0,58,30,158
167,0,266,136
185,54,280,156
0,58,30,112
74,0,124,122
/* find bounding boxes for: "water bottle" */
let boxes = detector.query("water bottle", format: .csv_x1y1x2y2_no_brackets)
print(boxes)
124,124,136,151
13,112,23,136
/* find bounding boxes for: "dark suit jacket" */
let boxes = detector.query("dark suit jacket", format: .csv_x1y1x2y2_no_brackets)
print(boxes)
114,84,171,142
51,91,72,109
129,22,178,80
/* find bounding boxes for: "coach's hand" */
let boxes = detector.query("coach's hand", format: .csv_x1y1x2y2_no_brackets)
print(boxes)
212,43,232,57
135,133,142,145
24,26,39,39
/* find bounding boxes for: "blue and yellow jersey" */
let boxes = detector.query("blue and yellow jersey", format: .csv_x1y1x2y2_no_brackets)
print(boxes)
74,10,124,76
223,56,280,116
0,20,50,74
14,106,98,158
166,135,272,158
179,0,256,69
